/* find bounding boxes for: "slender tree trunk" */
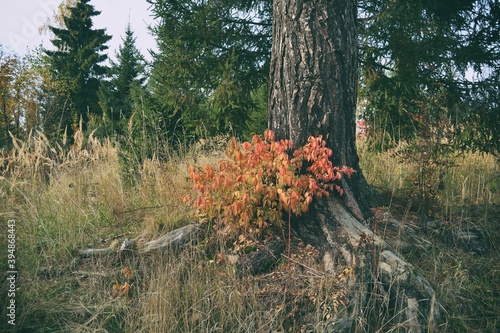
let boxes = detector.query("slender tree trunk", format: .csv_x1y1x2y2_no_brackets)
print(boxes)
2,95,9,148
268,1,443,331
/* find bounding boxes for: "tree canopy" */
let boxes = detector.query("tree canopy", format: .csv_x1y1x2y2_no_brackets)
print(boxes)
43,0,111,139
147,0,272,138
358,0,500,154
145,0,499,153
1,0,498,155
0,47,45,150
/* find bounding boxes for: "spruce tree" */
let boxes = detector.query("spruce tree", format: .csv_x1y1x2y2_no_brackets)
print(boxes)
148,0,499,152
148,0,271,138
358,0,500,154
44,0,111,139
98,22,146,136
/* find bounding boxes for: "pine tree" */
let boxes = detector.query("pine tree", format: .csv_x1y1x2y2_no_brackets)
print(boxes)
147,0,271,139
44,0,111,139
358,0,500,154
98,22,146,136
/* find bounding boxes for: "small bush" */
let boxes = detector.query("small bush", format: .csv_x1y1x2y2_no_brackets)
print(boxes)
186,129,354,237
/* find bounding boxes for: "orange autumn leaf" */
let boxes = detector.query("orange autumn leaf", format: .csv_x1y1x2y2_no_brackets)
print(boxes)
112,280,131,298
123,267,133,280
119,282,130,297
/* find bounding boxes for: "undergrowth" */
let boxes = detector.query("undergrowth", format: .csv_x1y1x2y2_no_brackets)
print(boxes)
358,139,500,332
185,129,353,242
0,131,498,332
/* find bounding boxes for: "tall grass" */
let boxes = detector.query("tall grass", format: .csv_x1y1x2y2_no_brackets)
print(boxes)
358,140,500,209
0,130,197,332
358,140,500,332
1,131,327,332
1,132,498,332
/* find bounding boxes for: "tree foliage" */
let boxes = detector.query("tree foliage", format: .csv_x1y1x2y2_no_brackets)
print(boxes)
98,22,147,137
44,0,111,139
145,0,498,154
3,0,497,157
0,47,45,149
358,0,500,154
0,50,19,149
147,0,272,138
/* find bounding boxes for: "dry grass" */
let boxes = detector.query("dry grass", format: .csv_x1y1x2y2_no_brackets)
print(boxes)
1,133,498,332
358,140,500,333
0,132,344,332
358,140,499,206
0,130,199,332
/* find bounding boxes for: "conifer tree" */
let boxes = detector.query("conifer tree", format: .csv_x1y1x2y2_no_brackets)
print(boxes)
147,0,271,138
358,0,500,154
148,0,498,152
98,22,146,136
44,0,111,139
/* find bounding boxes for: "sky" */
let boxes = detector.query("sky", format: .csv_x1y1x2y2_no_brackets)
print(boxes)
0,0,158,61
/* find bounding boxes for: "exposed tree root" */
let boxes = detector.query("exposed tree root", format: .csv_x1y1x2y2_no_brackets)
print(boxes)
295,197,444,332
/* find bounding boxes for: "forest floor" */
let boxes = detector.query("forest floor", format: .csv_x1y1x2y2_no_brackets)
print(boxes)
1,133,499,332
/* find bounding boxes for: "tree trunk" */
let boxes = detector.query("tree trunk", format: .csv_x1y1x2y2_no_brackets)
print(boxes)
269,0,380,219
268,0,443,331
2,95,10,148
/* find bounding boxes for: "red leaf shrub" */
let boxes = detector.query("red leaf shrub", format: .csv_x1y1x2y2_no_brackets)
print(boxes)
186,130,354,235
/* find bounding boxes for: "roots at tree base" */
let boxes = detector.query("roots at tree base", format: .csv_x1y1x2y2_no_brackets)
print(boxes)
293,196,443,333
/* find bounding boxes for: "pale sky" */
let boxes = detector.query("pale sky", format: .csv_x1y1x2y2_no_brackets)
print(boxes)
0,0,158,61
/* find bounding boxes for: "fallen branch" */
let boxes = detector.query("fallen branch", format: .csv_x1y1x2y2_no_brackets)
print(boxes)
139,223,201,254
78,223,201,258
78,247,114,258
71,271,109,278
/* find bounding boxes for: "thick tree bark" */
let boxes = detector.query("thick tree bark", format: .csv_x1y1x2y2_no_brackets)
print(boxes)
268,0,380,219
268,0,442,331
269,0,357,158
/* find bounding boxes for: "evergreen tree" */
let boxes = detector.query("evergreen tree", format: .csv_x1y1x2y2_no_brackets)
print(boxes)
358,0,500,154
44,0,111,139
98,22,146,137
147,0,272,139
